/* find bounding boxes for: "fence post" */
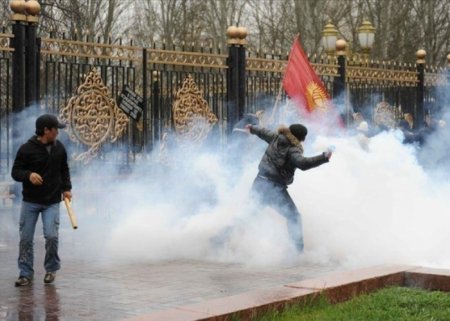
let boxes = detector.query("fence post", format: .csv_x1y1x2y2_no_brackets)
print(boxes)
333,39,348,126
415,49,426,130
10,2,27,114
151,70,160,147
25,2,40,108
226,26,247,135
142,48,148,150
9,1,28,163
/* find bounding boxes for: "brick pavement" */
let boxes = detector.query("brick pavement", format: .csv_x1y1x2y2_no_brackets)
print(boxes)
0,207,341,321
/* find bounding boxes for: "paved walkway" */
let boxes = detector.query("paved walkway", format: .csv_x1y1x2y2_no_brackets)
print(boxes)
0,207,341,321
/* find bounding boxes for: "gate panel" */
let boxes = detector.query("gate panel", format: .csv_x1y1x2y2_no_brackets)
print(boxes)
144,46,228,147
40,36,139,166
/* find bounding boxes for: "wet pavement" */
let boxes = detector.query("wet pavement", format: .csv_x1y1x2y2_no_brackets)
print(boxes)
0,207,341,321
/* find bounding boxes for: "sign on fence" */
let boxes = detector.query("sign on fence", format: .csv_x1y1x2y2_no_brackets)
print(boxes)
117,86,143,121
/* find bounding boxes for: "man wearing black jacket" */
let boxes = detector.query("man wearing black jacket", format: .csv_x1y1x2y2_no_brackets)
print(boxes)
11,114,72,286
247,124,331,252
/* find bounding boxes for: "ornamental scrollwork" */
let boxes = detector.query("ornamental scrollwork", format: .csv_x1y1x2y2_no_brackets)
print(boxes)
147,49,227,69
246,58,338,77
59,68,129,163
347,66,418,86
247,57,287,73
41,38,140,62
373,101,397,129
312,63,340,77
172,75,218,143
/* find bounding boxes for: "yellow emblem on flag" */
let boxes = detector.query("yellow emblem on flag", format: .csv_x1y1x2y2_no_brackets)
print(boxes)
306,82,329,112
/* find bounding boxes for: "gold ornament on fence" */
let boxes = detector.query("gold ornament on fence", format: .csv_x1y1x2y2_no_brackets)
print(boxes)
172,75,218,142
59,68,129,163
373,101,396,129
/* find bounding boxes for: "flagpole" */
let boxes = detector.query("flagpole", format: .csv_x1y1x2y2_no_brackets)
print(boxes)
268,34,300,126
268,82,284,125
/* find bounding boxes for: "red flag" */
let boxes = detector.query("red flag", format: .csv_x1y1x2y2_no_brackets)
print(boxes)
282,36,332,115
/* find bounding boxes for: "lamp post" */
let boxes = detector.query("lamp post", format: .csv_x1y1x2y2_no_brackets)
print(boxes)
357,19,375,59
321,22,339,56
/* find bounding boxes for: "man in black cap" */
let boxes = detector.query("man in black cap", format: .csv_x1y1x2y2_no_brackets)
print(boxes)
11,114,72,286
246,123,331,252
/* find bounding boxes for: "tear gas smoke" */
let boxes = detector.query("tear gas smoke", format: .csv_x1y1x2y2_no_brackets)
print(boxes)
3,101,450,270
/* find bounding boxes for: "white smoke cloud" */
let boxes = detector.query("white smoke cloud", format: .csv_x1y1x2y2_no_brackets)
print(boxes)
63,118,449,270
5,100,450,271
298,131,450,268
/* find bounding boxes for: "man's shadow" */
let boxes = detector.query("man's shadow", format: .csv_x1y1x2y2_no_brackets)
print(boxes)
16,285,60,321
44,285,60,321
17,287,34,321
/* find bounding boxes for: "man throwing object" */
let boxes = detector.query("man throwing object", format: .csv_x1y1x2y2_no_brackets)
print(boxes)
247,123,331,252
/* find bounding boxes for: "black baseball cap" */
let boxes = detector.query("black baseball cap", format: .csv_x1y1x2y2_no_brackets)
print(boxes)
35,114,66,133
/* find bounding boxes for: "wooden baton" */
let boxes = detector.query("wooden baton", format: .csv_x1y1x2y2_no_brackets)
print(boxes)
64,197,78,229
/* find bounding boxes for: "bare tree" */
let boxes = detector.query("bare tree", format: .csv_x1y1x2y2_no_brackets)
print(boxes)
340,0,450,64
132,0,207,48
411,0,450,65
2,0,449,65
39,0,127,42
292,0,351,54
1,2,11,31
203,0,248,51
247,0,351,56
247,0,296,55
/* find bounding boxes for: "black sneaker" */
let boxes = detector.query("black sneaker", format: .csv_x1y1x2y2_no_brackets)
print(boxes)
44,272,56,284
15,276,32,287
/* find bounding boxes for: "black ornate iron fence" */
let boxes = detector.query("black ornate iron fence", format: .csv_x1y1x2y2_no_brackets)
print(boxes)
40,35,139,166
144,45,228,147
1,13,449,177
346,59,419,123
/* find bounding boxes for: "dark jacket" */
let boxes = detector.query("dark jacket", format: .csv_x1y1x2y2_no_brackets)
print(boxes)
251,126,329,186
11,136,71,205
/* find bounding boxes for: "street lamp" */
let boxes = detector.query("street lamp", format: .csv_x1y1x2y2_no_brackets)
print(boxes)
357,19,375,56
321,22,339,55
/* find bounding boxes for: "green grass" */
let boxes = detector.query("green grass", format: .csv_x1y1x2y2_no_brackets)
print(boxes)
254,287,450,321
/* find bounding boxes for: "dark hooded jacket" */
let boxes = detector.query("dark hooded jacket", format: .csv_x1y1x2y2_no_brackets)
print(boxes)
11,136,71,205
250,126,329,186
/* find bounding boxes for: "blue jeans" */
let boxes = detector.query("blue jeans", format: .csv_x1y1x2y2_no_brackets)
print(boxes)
251,176,304,252
18,201,61,278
